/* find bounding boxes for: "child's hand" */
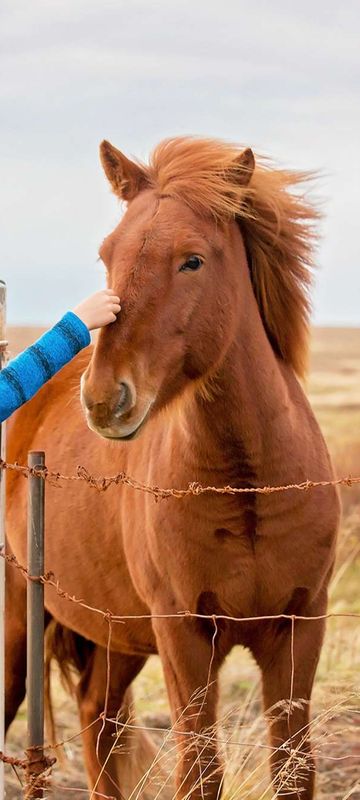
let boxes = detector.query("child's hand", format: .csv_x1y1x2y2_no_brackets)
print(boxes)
73,290,121,331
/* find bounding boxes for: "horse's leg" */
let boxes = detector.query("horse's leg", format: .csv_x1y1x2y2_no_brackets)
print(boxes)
77,647,160,799
5,555,27,731
152,614,222,800
255,605,326,800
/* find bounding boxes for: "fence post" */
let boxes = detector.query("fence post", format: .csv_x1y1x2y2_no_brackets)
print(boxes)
0,281,7,800
25,451,45,799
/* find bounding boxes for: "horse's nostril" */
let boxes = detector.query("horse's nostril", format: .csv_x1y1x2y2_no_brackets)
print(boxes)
114,382,132,417
119,383,127,407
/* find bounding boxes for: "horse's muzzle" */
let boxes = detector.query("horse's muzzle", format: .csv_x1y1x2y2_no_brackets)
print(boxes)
81,376,153,441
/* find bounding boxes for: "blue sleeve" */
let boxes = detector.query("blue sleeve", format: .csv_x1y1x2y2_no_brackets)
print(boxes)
0,311,90,423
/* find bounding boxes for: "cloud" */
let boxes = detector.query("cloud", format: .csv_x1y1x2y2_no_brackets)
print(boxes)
1,0,359,323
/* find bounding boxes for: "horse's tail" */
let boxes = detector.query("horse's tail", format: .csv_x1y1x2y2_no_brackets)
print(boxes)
44,619,95,743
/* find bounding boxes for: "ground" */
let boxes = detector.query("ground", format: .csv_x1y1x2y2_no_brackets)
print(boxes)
4,326,360,799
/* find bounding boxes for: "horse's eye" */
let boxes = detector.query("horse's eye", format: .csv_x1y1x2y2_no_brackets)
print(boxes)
179,255,204,272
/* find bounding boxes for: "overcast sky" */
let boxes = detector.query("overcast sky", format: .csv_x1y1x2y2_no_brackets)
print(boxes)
1,0,359,325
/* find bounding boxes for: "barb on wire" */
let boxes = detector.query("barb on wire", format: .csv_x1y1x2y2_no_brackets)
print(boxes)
0,457,359,498
0,750,56,771
0,752,29,769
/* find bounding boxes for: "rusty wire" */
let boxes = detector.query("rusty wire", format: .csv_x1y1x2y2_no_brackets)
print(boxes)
1,547,360,630
0,457,359,497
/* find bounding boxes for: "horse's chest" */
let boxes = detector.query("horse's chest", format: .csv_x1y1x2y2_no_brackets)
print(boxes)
127,493,259,614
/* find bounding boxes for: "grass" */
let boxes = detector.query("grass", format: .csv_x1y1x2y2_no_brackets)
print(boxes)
4,326,360,799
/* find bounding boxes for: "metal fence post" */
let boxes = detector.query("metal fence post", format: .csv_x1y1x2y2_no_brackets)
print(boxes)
25,451,45,799
0,281,7,800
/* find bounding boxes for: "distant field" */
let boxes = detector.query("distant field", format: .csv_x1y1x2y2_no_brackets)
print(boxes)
5,325,360,799
309,327,360,459
8,326,46,356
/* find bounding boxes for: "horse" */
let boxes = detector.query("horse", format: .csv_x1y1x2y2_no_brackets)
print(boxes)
5,136,340,799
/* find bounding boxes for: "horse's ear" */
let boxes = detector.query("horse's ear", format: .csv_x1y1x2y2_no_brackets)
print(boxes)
100,140,148,200
231,148,255,187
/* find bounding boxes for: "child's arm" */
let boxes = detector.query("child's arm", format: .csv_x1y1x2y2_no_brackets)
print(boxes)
0,290,120,423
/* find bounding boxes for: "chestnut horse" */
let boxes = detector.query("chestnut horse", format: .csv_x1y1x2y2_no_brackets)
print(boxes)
6,137,339,799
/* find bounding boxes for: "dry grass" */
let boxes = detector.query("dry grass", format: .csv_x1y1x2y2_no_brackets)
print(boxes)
4,326,360,799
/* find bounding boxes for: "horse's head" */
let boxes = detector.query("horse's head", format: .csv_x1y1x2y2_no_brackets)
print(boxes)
81,139,255,440
82,137,316,440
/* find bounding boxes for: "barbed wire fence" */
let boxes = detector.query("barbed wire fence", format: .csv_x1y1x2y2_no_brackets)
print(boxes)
0,457,359,799
1,457,360,496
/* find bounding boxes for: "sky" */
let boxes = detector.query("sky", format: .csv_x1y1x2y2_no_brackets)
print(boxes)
1,0,359,326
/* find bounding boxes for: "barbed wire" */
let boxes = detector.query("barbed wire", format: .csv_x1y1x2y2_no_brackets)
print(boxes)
2,456,359,797
1,458,359,497
1,547,360,629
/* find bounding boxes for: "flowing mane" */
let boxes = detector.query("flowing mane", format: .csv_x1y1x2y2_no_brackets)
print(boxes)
144,137,319,377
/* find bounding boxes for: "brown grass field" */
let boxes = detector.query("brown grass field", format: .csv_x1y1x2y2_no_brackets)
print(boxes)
4,326,360,799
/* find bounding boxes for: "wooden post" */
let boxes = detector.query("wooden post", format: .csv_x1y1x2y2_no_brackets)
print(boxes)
25,451,45,799
0,280,7,800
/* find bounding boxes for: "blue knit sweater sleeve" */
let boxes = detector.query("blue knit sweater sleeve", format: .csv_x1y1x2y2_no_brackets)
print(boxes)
0,312,90,423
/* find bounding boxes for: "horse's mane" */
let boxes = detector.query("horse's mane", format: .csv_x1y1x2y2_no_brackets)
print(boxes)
145,137,319,377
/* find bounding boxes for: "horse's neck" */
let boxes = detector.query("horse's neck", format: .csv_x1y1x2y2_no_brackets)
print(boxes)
191,247,299,483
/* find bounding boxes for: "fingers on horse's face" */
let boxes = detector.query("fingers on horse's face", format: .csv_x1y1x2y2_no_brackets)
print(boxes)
82,191,241,441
